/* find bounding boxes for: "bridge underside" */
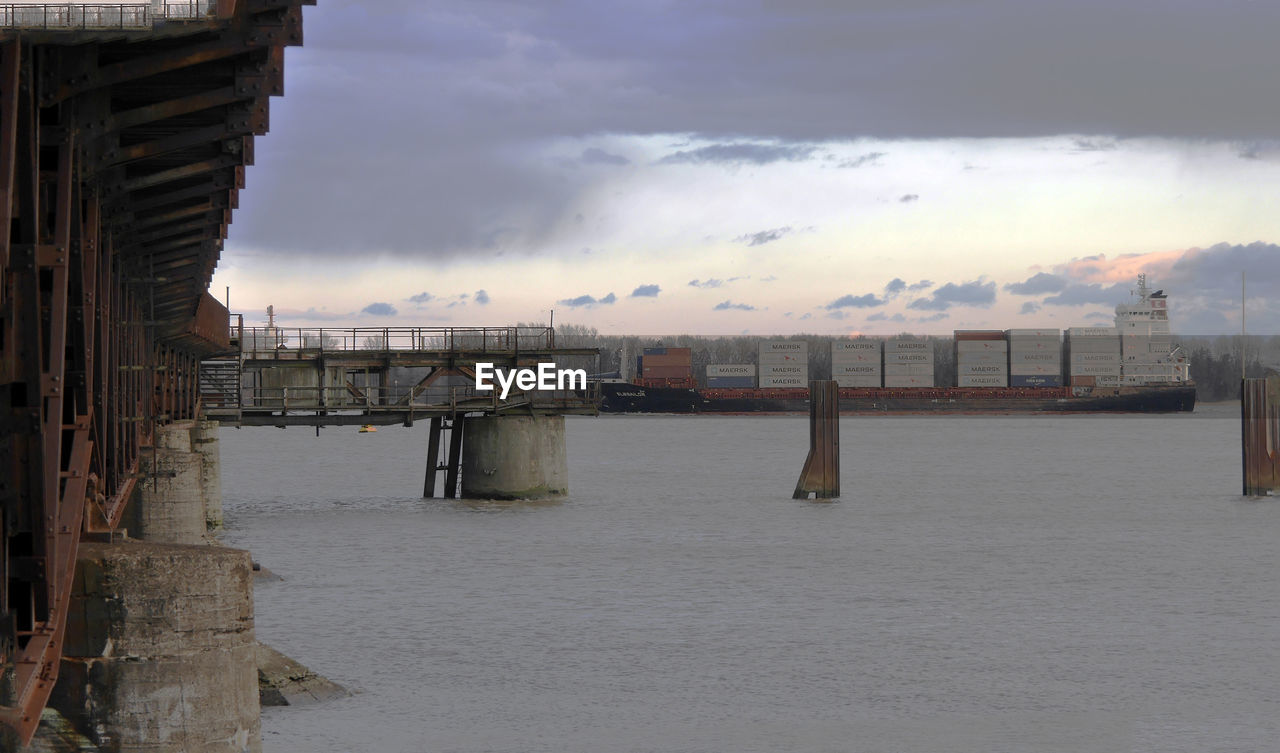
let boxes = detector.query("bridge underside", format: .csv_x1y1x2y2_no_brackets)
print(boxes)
0,2,310,742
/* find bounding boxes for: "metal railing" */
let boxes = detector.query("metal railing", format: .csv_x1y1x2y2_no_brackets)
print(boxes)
216,382,600,414
0,2,213,29
232,325,559,355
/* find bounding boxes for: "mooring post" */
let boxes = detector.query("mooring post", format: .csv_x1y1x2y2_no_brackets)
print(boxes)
444,415,466,498
793,380,840,499
1241,374,1280,496
423,416,442,498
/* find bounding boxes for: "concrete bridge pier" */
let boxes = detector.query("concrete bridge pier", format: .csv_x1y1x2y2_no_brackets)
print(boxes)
460,415,569,499
124,422,213,545
44,421,261,751
51,543,261,753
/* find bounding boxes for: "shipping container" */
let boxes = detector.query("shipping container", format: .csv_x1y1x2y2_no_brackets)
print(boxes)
1068,364,1122,375
758,352,810,364
1010,363,1059,375
706,364,756,377
759,364,808,377
759,340,808,355
834,375,882,388
831,351,881,364
884,376,934,387
1069,352,1119,363
706,376,757,389
957,363,1007,375
884,352,933,364
1007,339,1059,350
958,374,1008,387
885,339,931,352
1067,327,1117,337
759,375,808,388
832,364,881,375
956,350,1007,363
1010,374,1063,387
831,340,880,354
1007,329,1061,339
642,365,692,378
1008,351,1060,364
1070,375,1096,386
956,340,1008,353
884,364,933,376
642,347,692,358
954,330,1006,341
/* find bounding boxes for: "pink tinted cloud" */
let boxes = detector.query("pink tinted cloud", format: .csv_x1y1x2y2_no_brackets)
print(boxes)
1056,249,1188,284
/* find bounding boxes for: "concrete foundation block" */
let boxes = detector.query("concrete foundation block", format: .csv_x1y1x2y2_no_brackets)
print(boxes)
51,541,260,753
460,415,568,499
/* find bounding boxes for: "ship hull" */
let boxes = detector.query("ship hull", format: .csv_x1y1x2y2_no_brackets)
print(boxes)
599,382,1197,414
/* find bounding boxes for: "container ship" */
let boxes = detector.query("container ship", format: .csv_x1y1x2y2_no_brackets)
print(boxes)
599,276,1196,415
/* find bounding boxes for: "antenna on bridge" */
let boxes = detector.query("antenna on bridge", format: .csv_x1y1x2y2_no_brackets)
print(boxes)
267,304,275,329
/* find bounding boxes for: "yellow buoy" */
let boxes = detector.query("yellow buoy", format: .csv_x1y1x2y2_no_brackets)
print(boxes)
359,424,377,433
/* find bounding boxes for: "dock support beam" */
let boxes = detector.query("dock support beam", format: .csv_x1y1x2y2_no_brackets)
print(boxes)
794,380,840,499
1242,375,1280,496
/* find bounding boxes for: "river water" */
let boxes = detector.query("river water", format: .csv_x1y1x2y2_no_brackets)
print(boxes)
219,404,1280,753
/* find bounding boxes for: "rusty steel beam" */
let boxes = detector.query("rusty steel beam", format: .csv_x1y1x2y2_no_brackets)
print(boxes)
794,381,840,499
1242,376,1280,496
2,0,311,742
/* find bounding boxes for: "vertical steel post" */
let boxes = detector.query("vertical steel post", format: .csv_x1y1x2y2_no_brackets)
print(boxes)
444,416,465,498
1242,375,1280,496
423,416,442,498
793,380,840,499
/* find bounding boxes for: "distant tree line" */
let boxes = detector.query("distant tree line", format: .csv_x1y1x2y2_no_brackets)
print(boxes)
539,323,1280,402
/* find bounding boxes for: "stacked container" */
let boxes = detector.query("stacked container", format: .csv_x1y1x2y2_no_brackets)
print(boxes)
954,331,1008,387
758,340,808,388
1007,328,1061,387
831,340,882,387
884,338,933,388
640,347,693,380
706,364,756,389
1064,327,1121,386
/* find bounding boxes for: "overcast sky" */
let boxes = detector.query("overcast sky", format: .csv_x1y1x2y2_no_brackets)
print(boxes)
213,0,1280,335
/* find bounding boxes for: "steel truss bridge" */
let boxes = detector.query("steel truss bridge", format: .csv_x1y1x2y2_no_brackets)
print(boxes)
0,1,311,743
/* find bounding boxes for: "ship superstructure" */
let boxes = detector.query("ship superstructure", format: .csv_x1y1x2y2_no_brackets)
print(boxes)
1114,274,1190,384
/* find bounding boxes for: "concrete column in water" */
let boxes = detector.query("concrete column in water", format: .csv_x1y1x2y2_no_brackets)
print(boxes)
192,418,224,530
126,421,209,544
460,415,568,499
51,541,261,753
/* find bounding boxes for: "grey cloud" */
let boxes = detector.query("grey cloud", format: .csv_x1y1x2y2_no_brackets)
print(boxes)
474,289,491,304
734,227,793,247
799,313,812,320
837,151,885,169
884,278,907,296
658,143,817,166
826,311,847,320
867,312,907,323
713,300,756,311
1041,282,1129,306
230,2,1280,259
581,147,630,165
907,279,997,311
908,280,933,291
1071,138,1118,152
361,302,398,316
899,194,919,203
1020,301,1042,314
689,278,723,288
630,284,661,298
826,293,886,309
1004,272,1068,295
916,313,948,322
557,292,616,307
406,291,434,304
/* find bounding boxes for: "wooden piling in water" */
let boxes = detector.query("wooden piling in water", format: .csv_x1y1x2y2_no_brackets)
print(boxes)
793,380,840,499
1242,375,1280,496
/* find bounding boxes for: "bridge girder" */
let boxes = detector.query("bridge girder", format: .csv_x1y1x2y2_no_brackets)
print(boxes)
0,1,311,743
